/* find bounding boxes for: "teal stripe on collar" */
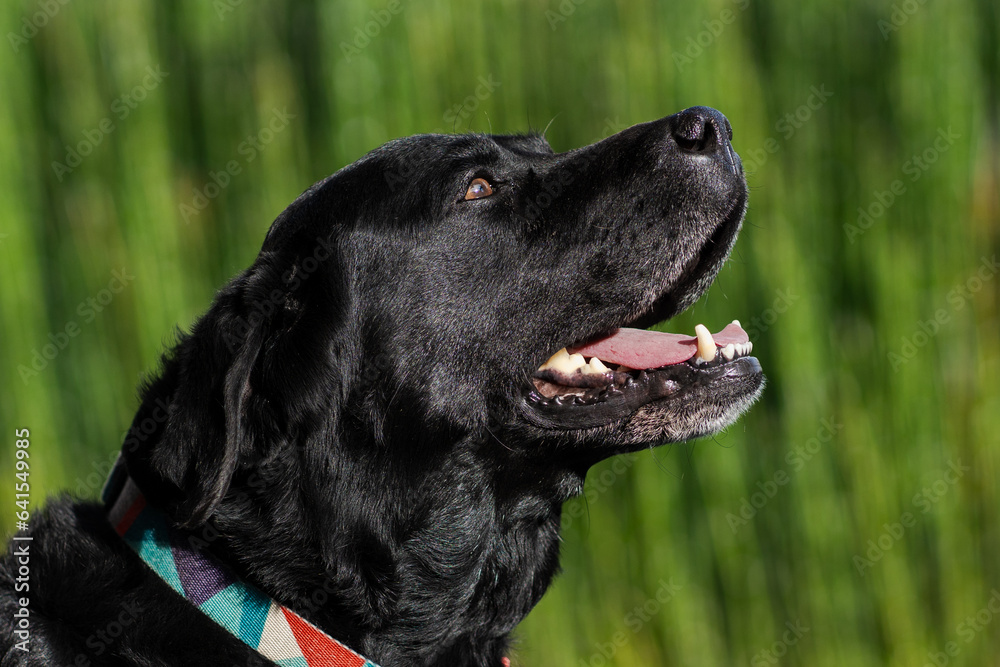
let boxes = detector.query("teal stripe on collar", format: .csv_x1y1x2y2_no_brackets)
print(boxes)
105,472,380,667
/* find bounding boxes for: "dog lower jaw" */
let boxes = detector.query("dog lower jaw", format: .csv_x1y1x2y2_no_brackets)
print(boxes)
520,356,764,439
622,368,765,444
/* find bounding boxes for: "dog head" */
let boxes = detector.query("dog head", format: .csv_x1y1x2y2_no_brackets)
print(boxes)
120,107,762,661
126,105,762,520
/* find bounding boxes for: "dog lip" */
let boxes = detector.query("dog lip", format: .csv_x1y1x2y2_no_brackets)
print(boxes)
563,322,749,370
521,356,763,430
530,327,754,401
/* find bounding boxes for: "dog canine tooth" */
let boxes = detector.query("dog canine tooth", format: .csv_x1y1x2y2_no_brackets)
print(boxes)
694,324,716,362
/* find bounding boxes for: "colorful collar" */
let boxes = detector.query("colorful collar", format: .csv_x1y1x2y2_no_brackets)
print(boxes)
102,460,380,667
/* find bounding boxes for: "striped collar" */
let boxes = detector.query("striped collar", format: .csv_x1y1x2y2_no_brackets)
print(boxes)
102,460,380,667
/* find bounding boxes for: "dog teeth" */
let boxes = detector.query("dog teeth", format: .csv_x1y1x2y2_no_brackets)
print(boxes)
543,327,753,375
733,341,753,357
732,319,741,328
694,324,716,362
539,348,586,374
537,348,566,372
538,350,615,379
584,357,610,375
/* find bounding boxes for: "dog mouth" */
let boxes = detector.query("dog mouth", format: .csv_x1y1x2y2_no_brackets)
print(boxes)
523,320,761,429
532,320,753,397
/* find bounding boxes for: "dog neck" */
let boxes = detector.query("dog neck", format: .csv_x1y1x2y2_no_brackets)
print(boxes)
102,460,384,666
121,417,582,664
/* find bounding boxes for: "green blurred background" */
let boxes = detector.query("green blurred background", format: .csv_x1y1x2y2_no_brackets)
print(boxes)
1,0,998,664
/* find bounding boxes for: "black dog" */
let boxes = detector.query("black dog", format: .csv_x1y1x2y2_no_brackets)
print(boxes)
1,107,763,666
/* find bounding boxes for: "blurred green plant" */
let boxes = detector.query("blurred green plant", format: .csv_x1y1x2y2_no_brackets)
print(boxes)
1,0,997,665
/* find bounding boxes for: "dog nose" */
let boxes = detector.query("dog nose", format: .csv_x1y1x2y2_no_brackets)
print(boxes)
670,106,732,152
669,106,740,173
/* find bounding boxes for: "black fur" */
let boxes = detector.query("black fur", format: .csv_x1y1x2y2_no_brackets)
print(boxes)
1,107,763,666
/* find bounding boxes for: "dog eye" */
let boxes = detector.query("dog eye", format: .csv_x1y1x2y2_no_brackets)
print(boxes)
464,178,494,200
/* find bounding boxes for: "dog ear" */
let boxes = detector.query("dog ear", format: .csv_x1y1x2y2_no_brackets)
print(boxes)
191,285,269,526
121,250,297,528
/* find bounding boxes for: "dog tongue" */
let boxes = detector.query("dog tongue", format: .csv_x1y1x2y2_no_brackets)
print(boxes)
568,322,749,369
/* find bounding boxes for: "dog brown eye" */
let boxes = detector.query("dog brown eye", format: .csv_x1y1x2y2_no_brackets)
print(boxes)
465,178,494,200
